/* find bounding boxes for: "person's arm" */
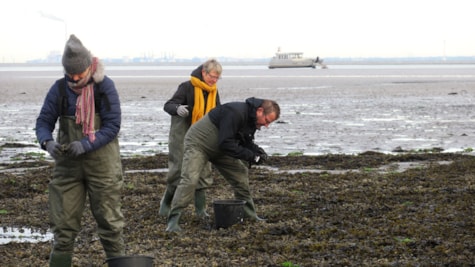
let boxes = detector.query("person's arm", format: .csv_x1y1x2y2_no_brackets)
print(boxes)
163,82,190,116
36,82,61,149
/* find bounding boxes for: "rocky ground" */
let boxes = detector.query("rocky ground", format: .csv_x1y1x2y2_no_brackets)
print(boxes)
1,150,474,266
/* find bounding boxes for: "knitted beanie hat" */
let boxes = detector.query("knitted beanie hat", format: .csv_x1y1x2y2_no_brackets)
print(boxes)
62,34,92,74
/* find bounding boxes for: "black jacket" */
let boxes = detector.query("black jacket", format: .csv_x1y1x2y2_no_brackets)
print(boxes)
208,97,263,161
163,65,221,123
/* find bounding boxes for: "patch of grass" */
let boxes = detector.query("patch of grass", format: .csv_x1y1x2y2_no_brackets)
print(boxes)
282,261,300,267
6,178,17,185
362,167,374,172
125,182,135,190
395,237,414,243
287,151,303,156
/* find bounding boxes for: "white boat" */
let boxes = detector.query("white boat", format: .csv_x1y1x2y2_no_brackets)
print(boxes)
268,49,326,69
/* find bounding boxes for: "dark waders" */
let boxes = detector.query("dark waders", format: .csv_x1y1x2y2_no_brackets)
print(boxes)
166,115,258,232
159,115,213,217
48,115,124,266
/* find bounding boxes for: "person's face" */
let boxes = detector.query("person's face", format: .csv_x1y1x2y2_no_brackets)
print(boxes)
256,107,277,130
66,67,90,83
202,70,220,86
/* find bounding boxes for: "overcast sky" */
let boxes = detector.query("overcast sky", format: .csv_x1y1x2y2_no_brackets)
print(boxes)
1,0,473,62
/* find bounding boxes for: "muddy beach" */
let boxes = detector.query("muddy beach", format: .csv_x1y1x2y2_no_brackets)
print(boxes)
1,64,475,266
2,64,475,158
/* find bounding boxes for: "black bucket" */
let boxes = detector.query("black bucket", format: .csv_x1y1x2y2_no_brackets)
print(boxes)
213,199,246,229
106,255,154,267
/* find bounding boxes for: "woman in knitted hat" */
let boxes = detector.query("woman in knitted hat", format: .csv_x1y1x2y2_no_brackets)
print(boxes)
36,34,125,266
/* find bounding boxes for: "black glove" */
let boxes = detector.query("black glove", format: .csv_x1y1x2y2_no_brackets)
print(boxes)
253,154,266,165
45,141,62,160
255,147,268,163
66,141,85,157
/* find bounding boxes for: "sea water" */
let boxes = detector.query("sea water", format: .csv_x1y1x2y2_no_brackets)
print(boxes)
0,227,53,244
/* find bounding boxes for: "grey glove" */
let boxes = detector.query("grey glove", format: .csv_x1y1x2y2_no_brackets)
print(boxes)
177,105,189,117
45,141,63,160
66,141,85,157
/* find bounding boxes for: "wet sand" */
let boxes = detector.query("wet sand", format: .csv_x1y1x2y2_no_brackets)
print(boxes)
1,64,475,161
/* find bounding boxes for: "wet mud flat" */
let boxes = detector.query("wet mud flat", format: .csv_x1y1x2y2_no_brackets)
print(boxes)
1,152,474,266
2,65,475,159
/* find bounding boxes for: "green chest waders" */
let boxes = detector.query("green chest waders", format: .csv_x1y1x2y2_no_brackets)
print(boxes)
49,114,125,260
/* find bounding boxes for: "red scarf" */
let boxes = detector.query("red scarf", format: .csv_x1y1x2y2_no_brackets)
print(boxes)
69,57,98,143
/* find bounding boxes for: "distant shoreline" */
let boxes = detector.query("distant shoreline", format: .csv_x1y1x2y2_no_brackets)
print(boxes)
1,56,475,66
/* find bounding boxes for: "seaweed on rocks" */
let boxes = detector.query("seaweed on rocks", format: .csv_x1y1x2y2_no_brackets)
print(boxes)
1,152,474,266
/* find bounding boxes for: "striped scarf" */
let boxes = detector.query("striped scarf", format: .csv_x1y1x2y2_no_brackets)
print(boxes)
71,58,98,142
190,76,217,124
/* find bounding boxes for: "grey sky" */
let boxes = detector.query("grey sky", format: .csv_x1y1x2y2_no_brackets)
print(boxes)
1,0,473,62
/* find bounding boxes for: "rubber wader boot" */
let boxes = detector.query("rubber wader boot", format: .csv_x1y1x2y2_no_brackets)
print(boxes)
159,185,176,217
49,252,72,267
166,213,182,232
243,202,267,221
255,215,267,221
194,189,209,218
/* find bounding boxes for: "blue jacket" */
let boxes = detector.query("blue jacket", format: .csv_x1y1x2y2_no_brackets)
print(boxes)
36,75,121,153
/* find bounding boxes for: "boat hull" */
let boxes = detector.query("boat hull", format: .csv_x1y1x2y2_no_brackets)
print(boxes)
268,58,316,69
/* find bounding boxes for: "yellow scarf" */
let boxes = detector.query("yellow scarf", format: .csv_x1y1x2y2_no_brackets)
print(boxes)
190,76,217,124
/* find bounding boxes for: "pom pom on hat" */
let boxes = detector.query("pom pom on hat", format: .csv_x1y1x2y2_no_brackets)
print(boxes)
62,34,92,74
